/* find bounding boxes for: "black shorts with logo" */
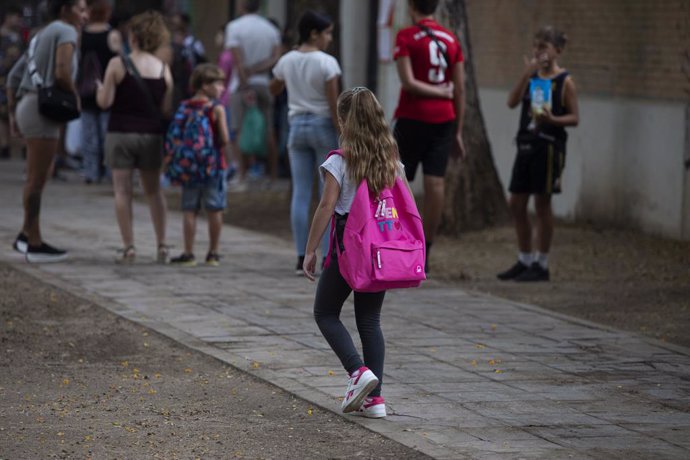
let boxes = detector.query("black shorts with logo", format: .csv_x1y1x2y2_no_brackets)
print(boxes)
508,136,566,195
394,118,455,181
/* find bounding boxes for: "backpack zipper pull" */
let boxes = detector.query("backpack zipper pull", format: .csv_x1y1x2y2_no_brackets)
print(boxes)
377,250,381,269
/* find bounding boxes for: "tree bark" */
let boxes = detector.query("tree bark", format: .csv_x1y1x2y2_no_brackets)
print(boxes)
438,0,510,235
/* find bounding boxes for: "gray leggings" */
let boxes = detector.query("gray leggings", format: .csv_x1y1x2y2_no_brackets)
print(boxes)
313,253,386,397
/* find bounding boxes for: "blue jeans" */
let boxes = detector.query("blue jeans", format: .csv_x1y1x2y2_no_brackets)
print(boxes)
287,113,338,258
181,174,228,212
81,109,110,181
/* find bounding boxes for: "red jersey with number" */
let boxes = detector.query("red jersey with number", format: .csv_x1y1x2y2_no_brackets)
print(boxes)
393,19,464,123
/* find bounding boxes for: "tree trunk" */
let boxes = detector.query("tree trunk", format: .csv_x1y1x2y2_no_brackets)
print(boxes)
438,0,510,235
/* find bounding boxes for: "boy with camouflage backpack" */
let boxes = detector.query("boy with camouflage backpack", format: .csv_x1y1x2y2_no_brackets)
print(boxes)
164,64,230,266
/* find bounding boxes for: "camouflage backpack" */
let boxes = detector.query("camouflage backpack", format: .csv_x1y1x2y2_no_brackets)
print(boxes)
164,99,223,186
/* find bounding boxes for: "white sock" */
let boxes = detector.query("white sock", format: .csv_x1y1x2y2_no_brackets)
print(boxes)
535,252,548,269
518,252,533,265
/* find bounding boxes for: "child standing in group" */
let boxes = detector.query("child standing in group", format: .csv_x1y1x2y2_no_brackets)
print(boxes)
303,87,406,418
497,26,579,282
165,63,231,266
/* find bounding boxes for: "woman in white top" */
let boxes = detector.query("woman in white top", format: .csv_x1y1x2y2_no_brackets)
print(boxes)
270,10,341,274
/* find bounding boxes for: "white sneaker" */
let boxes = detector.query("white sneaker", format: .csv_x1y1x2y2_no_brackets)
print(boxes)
341,367,379,413
12,233,28,254
351,396,386,418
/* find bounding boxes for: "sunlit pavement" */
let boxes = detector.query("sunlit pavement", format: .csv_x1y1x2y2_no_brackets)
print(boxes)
1,159,689,459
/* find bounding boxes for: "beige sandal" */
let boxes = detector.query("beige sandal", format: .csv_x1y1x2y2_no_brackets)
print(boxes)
116,245,136,264
156,244,170,264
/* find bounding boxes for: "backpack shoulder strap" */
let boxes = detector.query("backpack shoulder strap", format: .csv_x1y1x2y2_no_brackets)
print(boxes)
417,22,451,66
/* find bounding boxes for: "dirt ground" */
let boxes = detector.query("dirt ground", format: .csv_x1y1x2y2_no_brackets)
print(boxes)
0,265,427,460
219,187,690,349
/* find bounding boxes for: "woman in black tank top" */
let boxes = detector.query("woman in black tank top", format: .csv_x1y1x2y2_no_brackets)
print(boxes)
96,11,173,264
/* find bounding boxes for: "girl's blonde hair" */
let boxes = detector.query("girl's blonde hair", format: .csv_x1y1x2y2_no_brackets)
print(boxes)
337,87,398,195
128,10,170,54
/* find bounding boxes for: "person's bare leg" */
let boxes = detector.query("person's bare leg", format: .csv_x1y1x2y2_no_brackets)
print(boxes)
422,175,445,243
139,169,167,248
534,194,554,254
182,211,197,254
509,193,532,253
111,169,134,248
23,138,58,246
207,210,223,254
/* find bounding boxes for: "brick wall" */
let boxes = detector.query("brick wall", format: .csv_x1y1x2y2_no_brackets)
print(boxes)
464,0,689,101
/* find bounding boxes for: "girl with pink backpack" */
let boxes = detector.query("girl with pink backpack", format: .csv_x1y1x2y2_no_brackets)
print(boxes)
303,87,424,418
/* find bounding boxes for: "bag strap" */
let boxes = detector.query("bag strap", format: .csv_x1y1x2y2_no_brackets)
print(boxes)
27,33,45,88
121,54,161,119
417,23,451,69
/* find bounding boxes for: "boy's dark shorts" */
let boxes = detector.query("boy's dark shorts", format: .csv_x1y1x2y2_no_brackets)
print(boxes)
509,138,566,195
394,118,455,181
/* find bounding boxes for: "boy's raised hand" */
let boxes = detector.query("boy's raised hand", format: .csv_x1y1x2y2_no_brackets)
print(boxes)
523,55,540,76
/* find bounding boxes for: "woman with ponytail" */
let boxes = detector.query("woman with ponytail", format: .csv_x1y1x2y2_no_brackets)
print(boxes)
270,9,341,274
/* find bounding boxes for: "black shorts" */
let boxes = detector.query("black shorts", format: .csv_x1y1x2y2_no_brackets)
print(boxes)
393,118,455,181
508,137,566,195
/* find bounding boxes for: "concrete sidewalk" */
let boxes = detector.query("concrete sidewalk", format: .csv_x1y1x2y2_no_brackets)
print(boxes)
1,160,689,459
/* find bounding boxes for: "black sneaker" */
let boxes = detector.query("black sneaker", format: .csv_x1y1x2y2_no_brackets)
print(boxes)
25,242,68,263
12,232,28,254
295,256,305,276
514,262,550,282
170,253,197,267
497,261,530,280
205,252,220,266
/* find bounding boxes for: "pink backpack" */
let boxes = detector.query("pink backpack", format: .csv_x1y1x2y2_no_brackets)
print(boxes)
327,150,426,292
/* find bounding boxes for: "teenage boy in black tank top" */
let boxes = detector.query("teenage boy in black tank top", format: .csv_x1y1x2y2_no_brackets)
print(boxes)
497,26,579,282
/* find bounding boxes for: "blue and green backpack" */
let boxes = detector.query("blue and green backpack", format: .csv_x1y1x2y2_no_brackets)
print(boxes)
164,99,223,186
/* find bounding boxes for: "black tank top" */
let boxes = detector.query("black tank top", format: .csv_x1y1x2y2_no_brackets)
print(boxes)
108,61,167,134
80,28,115,110
517,71,569,145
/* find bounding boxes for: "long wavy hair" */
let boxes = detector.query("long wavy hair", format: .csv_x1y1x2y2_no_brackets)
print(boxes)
337,87,399,196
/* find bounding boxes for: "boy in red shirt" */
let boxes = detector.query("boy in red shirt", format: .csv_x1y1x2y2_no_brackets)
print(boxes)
393,0,465,273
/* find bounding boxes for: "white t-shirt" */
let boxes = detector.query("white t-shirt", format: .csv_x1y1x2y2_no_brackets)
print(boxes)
272,50,341,119
320,154,405,215
224,14,280,86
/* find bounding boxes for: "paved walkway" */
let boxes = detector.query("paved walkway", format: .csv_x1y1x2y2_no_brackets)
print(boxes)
1,160,689,459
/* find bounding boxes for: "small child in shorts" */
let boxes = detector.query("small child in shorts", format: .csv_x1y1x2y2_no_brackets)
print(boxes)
165,63,231,266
